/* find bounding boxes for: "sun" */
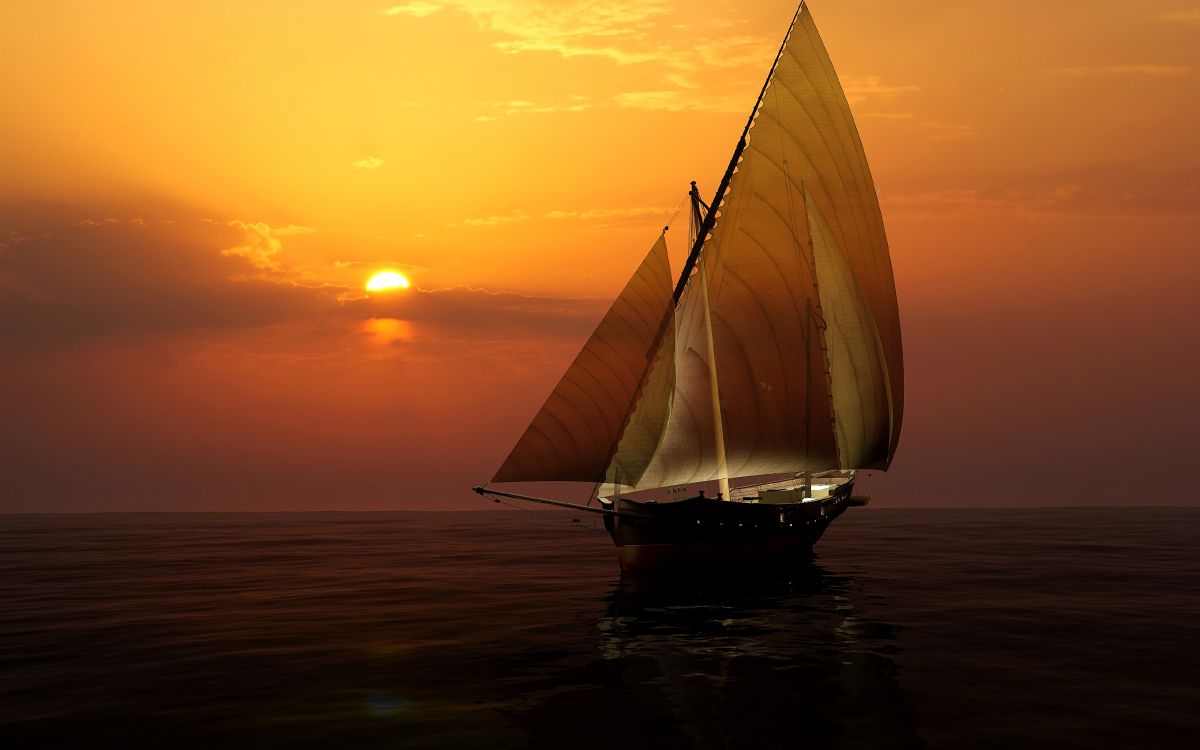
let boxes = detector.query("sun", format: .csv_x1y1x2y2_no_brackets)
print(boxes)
365,271,410,292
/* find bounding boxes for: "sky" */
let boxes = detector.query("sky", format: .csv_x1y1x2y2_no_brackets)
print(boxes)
1,0,1198,511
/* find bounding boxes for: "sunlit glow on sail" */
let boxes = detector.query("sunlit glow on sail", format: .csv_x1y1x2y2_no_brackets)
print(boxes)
365,271,410,292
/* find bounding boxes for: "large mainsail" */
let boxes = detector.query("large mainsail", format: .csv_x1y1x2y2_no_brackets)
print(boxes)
492,2,903,492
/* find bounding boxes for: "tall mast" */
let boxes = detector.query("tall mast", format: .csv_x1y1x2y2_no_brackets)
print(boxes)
671,2,804,306
690,182,730,501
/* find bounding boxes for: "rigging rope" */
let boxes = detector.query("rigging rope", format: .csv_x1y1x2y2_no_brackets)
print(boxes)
663,193,690,234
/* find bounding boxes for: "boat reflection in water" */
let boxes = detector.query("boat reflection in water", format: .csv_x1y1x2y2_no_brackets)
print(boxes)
509,562,926,749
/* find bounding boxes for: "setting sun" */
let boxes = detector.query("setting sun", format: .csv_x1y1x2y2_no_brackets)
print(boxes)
365,271,410,292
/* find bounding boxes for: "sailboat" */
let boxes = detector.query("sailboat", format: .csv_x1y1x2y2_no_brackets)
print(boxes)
474,1,904,573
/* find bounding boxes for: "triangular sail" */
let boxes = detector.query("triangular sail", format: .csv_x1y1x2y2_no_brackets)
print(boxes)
492,236,674,484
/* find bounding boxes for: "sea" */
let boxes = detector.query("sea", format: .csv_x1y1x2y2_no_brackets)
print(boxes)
1,508,1197,749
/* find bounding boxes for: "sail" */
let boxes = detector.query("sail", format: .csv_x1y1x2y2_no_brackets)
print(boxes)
491,236,675,484
616,2,903,490
772,3,904,464
602,289,677,488
809,191,890,468
618,274,720,490
492,3,903,492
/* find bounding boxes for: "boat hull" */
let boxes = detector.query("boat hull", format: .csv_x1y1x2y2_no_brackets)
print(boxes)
603,488,851,573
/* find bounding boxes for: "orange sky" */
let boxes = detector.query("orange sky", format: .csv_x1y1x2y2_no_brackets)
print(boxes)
2,1,1198,510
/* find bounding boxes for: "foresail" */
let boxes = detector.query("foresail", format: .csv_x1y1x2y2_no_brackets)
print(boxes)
492,236,674,484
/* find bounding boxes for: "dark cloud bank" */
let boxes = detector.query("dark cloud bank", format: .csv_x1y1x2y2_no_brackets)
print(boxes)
0,201,606,351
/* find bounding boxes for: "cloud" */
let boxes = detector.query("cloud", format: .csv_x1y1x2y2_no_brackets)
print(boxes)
0,205,343,349
1161,8,1200,24
544,206,673,220
1,201,611,352
880,165,1200,216
473,98,592,120
476,86,743,117
353,157,385,169
271,224,316,237
379,1,672,64
665,73,700,90
334,259,429,271
376,1,774,72
343,285,606,339
690,35,774,69
921,120,978,141
380,3,897,117
219,221,314,272
449,213,531,227
613,90,743,113
470,2,672,64
379,3,443,18
449,205,675,229
1046,64,1191,77
839,75,920,105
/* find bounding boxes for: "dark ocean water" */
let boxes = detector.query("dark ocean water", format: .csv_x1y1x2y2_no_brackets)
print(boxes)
1,508,1197,749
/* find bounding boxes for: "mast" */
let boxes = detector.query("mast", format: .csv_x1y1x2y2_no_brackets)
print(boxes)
690,182,730,501
671,2,805,306
667,3,804,500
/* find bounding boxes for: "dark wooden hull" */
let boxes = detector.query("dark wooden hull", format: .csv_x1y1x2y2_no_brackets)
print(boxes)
602,486,852,573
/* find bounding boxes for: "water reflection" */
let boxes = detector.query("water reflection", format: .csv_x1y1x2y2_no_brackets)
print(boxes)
572,563,927,749
0,515,930,748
